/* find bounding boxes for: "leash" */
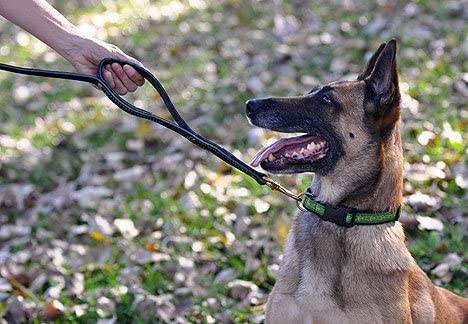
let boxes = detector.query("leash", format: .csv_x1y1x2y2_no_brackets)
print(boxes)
0,58,302,201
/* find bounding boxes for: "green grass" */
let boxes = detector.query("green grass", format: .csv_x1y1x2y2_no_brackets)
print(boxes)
84,265,121,291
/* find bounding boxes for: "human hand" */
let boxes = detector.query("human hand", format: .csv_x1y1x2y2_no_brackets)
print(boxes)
61,37,145,95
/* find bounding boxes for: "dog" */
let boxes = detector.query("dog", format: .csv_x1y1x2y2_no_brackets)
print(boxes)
246,40,468,323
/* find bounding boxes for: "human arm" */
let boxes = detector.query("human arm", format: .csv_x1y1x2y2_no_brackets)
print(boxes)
0,0,144,95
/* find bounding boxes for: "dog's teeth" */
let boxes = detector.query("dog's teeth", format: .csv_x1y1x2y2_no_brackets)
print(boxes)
308,143,316,151
318,153,326,158
268,154,276,161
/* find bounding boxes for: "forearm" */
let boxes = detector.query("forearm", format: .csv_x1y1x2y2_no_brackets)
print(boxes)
0,0,145,93
0,0,83,57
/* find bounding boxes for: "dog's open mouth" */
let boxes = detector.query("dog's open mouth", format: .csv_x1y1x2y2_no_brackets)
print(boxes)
251,134,329,169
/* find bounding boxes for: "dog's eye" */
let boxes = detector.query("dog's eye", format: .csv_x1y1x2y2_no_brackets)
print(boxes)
322,94,332,103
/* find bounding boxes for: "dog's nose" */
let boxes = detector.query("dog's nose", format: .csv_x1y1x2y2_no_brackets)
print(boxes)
246,99,262,117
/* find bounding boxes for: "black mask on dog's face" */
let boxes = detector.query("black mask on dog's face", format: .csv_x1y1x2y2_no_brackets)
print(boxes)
246,40,400,175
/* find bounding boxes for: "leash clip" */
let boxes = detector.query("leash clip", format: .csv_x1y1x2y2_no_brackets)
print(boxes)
263,176,303,202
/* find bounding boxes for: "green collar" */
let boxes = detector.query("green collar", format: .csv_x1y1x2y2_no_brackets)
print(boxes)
302,189,400,227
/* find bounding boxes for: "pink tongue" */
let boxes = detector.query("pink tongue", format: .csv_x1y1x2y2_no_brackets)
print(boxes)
250,135,319,167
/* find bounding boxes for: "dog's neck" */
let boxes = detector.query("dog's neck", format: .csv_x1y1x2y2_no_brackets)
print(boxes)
305,122,413,272
310,122,403,212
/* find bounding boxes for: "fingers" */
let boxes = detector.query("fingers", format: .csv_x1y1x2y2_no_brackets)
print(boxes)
110,63,138,93
105,64,127,95
103,66,115,88
102,63,145,95
123,65,144,86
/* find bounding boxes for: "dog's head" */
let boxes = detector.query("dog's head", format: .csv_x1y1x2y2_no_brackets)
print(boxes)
247,40,401,178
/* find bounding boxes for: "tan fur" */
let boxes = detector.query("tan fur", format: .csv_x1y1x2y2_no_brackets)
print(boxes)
266,79,467,323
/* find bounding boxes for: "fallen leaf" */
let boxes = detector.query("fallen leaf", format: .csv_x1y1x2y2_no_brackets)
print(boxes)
144,242,158,252
135,121,154,139
114,219,139,239
406,192,441,212
113,166,147,183
131,250,170,265
416,216,444,231
89,231,109,243
227,280,259,300
42,300,63,320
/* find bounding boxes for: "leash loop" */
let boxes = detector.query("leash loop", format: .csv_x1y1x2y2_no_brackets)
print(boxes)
0,59,304,201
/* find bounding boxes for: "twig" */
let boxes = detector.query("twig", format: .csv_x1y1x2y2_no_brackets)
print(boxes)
7,275,42,304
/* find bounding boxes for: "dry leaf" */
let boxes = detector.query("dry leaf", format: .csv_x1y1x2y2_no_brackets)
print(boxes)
42,300,63,320
144,242,158,252
135,121,154,139
89,231,109,243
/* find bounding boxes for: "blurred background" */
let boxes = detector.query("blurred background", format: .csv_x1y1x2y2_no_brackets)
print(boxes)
0,0,466,322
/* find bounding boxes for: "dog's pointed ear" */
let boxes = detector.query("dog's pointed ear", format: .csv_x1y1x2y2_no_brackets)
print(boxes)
357,42,386,81
363,40,400,137
366,39,398,108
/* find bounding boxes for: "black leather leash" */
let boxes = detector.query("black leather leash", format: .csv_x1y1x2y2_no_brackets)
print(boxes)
0,58,302,201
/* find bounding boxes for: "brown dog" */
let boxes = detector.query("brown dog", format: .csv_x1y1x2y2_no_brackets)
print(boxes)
246,40,467,323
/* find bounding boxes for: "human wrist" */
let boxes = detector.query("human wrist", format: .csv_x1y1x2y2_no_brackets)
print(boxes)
51,30,89,63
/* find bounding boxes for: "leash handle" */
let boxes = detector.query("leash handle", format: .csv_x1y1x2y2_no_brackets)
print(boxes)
97,59,192,131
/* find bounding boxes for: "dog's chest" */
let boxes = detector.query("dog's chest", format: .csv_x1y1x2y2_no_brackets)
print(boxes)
292,216,352,320
285,214,411,323
296,258,350,321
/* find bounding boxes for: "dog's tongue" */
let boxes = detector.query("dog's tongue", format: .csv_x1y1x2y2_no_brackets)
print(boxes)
251,136,315,167
251,140,283,167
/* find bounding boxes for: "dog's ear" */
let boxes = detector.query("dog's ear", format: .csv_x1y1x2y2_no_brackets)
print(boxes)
364,39,400,136
366,39,398,108
357,42,386,81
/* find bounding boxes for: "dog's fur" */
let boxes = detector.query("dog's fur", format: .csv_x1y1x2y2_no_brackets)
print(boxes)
246,40,468,323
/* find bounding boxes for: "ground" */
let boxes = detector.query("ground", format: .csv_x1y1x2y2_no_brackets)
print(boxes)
0,0,466,323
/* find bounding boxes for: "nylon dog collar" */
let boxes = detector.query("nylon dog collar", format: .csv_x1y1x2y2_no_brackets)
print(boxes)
302,189,400,227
